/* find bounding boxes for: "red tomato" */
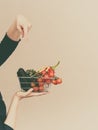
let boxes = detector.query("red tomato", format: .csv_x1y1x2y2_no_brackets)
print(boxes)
56,78,62,84
52,79,57,85
45,79,51,84
39,86,44,92
31,82,35,87
37,78,43,82
33,86,39,92
43,74,49,79
39,81,44,86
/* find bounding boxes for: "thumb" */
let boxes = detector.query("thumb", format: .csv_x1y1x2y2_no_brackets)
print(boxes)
25,88,33,96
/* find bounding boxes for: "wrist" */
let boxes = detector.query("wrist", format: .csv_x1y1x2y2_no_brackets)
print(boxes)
14,91,26,101
14,93,21,101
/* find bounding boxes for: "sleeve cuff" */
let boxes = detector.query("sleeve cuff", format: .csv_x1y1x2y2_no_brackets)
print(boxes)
5,33,21,44
4,124,13,130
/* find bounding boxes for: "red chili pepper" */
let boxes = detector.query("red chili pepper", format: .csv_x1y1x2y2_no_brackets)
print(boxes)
47,67,55,77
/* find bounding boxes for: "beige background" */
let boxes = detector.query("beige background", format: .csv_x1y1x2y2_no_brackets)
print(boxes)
0,0,98,130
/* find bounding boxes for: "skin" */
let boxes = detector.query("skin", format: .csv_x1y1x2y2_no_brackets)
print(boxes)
4,88,48,129
7,14,32,41
0,15,49,129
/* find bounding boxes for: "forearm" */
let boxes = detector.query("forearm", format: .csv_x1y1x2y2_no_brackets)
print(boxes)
2,88,48,130
0,14,31,66
4,95,20,129
0,34,19,66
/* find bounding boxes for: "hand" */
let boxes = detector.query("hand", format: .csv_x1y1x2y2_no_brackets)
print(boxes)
16,14,32,38
7,14,32,41
15,88,49,100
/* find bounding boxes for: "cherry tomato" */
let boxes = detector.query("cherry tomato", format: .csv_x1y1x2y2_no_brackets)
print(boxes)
45,79,51,84
38,86,44,92
52,79,57,85
33,86,39,92
37,78,43,82
43,74,49,79
39,81,44,86
56,78,62,84
31,82,35,87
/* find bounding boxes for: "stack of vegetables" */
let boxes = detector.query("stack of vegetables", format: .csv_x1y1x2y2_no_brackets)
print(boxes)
17,61,62,92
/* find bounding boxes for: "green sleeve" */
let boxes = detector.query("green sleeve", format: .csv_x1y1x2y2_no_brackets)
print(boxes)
0,34,20,66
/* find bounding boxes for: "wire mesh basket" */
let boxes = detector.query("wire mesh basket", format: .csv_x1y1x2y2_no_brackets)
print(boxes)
17,66,62,92
17,76,51,92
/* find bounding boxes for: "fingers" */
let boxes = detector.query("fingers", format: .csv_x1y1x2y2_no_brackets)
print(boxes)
22,26,28,38
24,88,33,96
17,24,31,38
23,88,49,98
23,24,32,38
17,88,49,99
16,15,32,38
28,91,49,97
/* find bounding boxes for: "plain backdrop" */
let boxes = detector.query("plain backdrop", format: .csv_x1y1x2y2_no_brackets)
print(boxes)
0,0,98,130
